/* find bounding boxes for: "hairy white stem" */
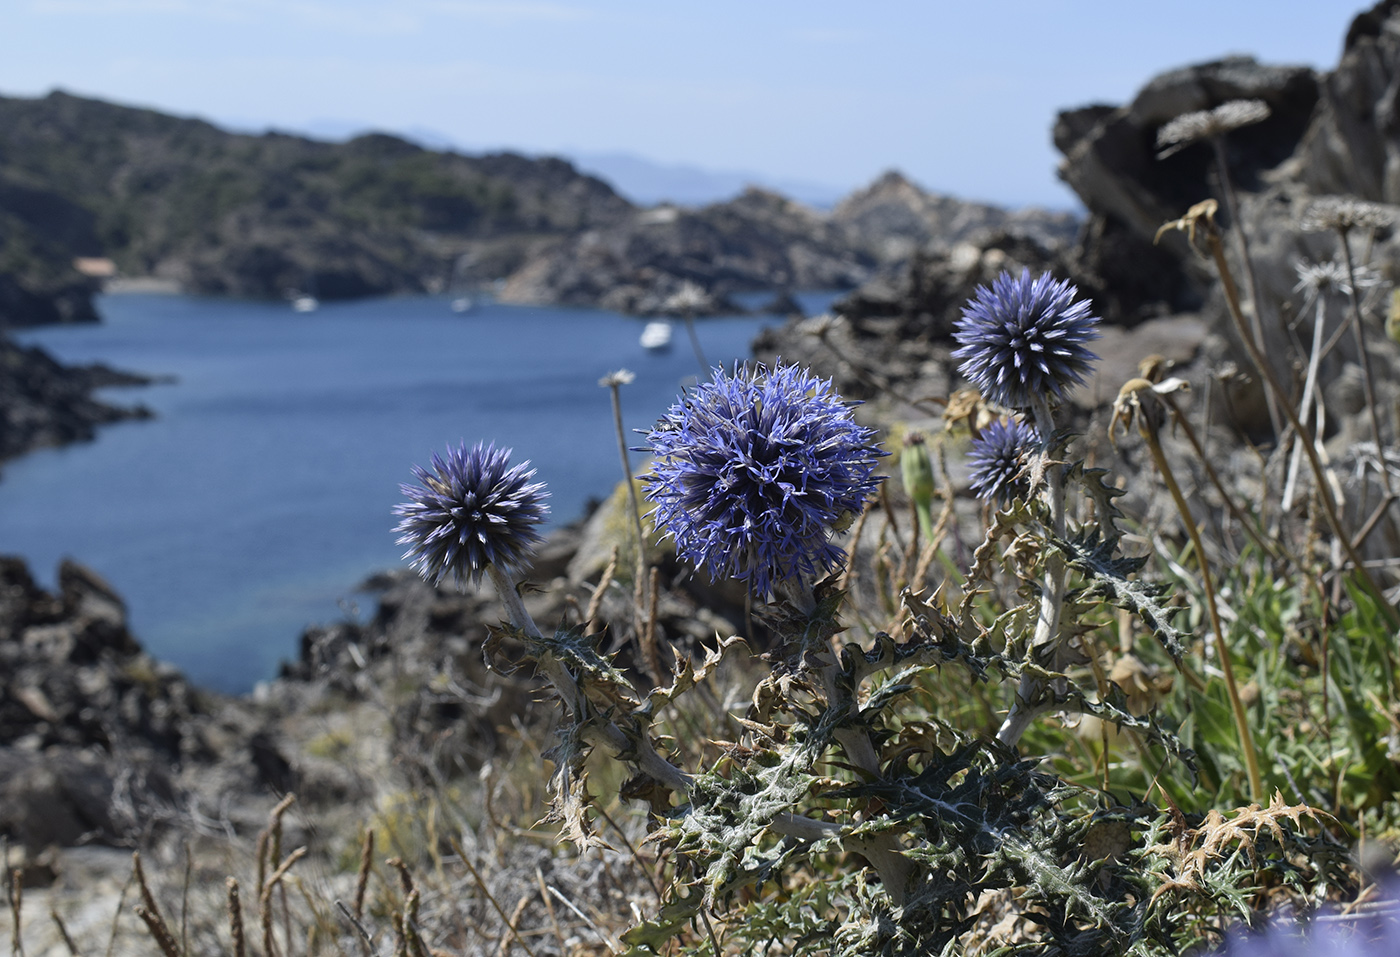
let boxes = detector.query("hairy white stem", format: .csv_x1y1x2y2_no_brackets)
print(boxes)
997,396,1066,748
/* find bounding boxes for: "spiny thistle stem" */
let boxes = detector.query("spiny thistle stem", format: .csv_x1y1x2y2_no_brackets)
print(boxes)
1137,406,1263,800
487,564,544,640
1201,219,1400,629
997,394,1067,748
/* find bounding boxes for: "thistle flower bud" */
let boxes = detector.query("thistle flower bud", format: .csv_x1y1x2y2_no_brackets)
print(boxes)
394,442,550,587
967,417,1040,507
900,431,936,542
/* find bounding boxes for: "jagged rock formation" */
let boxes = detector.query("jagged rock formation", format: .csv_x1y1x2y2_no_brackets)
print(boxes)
0,334,152,467
792,0,1400,442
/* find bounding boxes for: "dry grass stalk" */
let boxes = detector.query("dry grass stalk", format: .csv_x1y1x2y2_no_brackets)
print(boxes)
642,566,663,684
585,545,619,636
260,845,307,957
405,888,430,957
450,836,539,957
226,877,247,957
134,905,181,957
492,894,532,957
547,884,619,954
49,908,80,957
268,793,297,873
9,867,23,957
388,856,416,896
354,829,375,921
534,866,568,956
335,899,376,956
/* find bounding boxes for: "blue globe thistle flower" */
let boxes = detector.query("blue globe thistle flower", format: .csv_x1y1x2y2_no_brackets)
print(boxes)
394,442,550,587
968,417,1040,507
952,269,1101,410
641,361,884,597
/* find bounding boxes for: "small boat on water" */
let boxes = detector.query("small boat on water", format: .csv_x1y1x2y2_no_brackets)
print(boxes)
451,296,474,314
640,320,673,350
292,295,319,313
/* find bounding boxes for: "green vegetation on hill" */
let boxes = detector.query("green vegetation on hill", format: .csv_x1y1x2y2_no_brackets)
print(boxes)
0,90,633,320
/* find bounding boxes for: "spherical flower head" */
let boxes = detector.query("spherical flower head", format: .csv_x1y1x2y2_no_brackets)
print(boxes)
641,360,884,597
952,269,1101,410
968,417,1040,507
394,441,550,587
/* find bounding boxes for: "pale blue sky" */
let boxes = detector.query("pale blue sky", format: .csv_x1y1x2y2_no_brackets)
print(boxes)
0,1,1367,208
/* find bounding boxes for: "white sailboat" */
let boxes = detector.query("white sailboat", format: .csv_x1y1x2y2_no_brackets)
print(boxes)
640,320,673,350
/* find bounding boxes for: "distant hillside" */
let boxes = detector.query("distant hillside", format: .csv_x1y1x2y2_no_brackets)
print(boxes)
0,90,632,324
0,90,1079,326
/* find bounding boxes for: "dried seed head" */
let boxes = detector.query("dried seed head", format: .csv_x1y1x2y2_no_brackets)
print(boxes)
1292,259,1382,299
1301,196,1398,234
1156,99,1272,157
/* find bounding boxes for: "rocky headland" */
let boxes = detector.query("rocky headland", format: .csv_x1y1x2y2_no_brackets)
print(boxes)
0,334,153,470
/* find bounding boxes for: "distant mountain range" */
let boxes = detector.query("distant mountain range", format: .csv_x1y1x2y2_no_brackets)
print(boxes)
0,90,1078,327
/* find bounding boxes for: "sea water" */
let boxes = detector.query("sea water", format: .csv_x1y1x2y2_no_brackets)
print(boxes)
1,293,834,692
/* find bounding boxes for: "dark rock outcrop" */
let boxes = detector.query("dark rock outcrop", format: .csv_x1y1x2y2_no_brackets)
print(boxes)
0,558,205,850
1053,55,1321,321
0,333,153,466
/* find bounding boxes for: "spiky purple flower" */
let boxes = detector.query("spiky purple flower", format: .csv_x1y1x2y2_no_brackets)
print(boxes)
394,442,549,587
952,269,1101,410
968,417,1040,507
641,361,884,597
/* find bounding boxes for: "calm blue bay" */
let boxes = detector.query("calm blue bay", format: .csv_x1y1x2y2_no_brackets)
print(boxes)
1,293,834,692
